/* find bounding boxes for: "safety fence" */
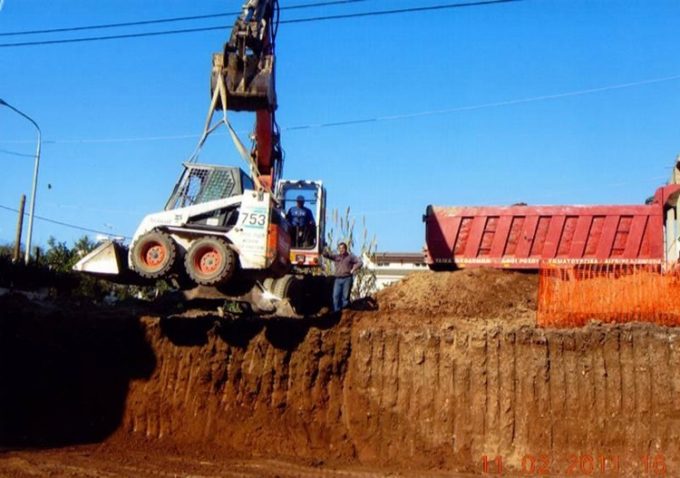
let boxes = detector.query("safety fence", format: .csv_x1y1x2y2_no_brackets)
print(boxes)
537,263,680,327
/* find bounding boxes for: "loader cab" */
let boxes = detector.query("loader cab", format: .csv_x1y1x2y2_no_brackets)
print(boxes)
165,163,253,210
277,180,326,267
163,163,253,228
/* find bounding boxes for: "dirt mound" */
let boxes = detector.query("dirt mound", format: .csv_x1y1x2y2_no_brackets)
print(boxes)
376,269,537,321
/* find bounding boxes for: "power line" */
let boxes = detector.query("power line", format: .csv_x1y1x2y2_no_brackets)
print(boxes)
47,133,199,145
0,148,33,157
0,204,131,239
0,25,224,48
2,73,677,145
282,0,518,24
0,0,520,48
0,0,368,37
285,73,680,130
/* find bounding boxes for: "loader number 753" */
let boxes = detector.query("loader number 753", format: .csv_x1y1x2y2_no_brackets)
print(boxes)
241,212,266,226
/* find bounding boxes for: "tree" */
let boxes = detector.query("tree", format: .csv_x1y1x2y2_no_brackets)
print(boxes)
0,243,13,258
39,235,97,273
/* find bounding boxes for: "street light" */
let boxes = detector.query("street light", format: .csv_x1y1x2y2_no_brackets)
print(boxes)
0,98,41,264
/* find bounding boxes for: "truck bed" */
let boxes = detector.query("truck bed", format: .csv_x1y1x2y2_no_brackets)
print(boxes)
424,185,680,269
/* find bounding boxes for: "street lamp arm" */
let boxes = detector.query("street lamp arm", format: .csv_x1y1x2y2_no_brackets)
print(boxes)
0,99,41,135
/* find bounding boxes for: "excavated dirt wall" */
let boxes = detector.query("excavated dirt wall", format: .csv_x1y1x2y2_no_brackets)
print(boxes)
117,314,680,473
2,270,680,475
346,320,680,472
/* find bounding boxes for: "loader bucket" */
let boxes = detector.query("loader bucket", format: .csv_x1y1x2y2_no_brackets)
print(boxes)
72,240,153,286
73,240,127,275
211,52,275,112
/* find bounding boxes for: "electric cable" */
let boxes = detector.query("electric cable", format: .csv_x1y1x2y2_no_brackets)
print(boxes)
1,73,677,145
0,0,369,37
0,0,520,48
0,148,34,157
0,204,131,238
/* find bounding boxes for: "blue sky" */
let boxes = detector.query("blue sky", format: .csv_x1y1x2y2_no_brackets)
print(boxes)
1,0,679,252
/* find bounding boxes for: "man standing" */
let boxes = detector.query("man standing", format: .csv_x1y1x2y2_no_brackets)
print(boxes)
286,195,315,247
323,242,363,312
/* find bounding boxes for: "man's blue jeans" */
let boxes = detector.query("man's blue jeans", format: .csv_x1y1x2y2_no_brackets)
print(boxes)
333,276,353,312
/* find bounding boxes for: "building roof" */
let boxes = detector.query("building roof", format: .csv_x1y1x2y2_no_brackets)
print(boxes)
370,252,425,264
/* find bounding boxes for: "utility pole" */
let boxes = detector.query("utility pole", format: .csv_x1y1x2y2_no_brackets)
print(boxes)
13,194,26,263
0,99,41,264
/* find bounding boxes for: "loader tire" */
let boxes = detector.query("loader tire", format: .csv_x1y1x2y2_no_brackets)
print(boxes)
185,236,236,286
273,275,293,299
130,231,177,279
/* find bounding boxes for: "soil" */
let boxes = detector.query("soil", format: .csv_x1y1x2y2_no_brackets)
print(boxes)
373,269,537,327
1,269,679,477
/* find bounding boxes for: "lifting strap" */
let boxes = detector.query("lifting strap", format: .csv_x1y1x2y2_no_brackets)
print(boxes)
187,72,265,192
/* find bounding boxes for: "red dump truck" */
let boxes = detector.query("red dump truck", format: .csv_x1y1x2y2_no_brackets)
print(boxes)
424,184,680,270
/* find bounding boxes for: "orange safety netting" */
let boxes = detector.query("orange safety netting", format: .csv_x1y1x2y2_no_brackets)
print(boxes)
537,263,680,327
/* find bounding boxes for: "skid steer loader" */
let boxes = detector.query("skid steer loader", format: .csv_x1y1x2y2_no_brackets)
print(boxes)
74,0,332,317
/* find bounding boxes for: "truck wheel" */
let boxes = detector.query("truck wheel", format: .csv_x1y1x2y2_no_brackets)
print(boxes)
130,231,177,279
185,236,236,286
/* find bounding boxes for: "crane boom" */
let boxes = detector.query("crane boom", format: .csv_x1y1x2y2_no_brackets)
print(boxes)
211,0,282,191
